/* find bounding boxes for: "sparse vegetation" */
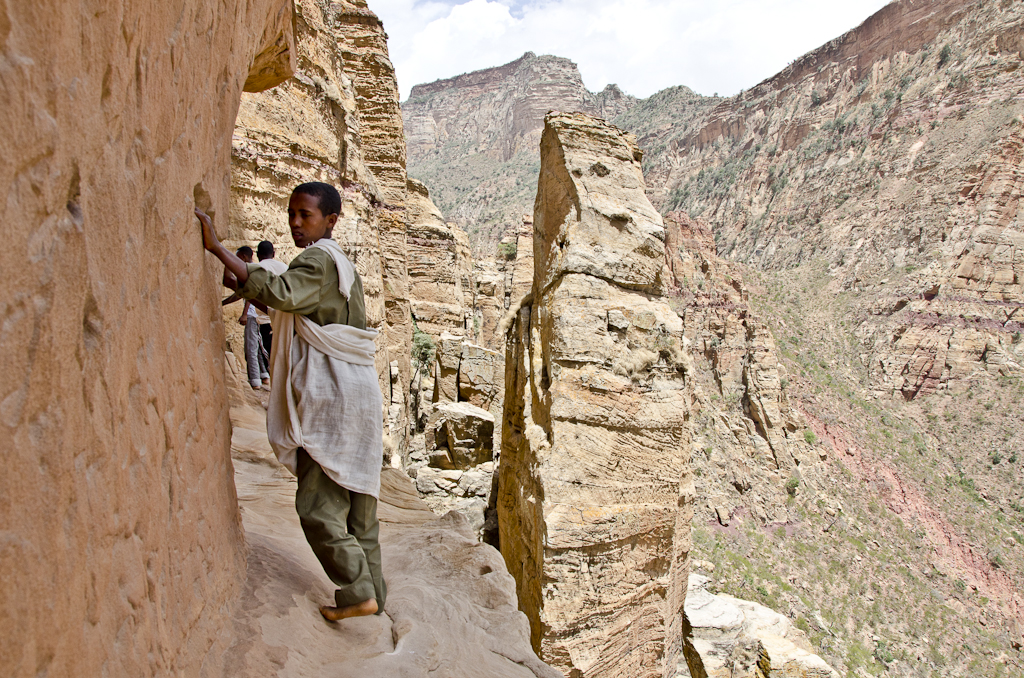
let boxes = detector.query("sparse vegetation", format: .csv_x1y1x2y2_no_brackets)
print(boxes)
411,321,436,373
497,241,517,261
938,44,953,67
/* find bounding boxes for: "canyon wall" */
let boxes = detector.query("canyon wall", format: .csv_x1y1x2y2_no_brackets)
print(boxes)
498,113,694,677
407,178,474,340
402,52,636,253
0,1,295,676
638,0,1024,399
399,1,1024,673
228,0,414,460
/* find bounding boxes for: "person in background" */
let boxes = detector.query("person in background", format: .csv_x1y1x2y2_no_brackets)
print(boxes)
223,246,269,389
255,240,288,355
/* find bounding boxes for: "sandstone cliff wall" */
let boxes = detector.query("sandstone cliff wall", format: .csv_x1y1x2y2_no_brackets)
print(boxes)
407,178,473,340
499,113,694,677
0,2,295,676
228,0,413,459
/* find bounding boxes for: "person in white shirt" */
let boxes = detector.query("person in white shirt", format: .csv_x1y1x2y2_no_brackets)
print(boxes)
255,240,288,355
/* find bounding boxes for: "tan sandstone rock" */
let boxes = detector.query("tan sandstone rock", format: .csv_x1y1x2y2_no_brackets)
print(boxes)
0,1,295,676
408,177,474,340
229,0,414,461
684,575,840,678
498,112,694,677
426,401,495,470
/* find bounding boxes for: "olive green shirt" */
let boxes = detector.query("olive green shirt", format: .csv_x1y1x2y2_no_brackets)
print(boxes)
239,246,366,329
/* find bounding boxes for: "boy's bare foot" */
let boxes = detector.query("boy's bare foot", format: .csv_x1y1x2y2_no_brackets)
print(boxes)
319,598,378,621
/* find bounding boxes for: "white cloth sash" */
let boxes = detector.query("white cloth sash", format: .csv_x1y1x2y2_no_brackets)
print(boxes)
263,240,382,497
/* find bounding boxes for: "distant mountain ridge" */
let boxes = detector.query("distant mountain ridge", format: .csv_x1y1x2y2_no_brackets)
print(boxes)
402,51,639,253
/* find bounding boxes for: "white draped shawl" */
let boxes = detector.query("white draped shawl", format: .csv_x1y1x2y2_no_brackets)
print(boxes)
264,239,383,498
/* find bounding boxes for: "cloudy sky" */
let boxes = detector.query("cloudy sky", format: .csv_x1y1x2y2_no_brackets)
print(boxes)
371,0,893,101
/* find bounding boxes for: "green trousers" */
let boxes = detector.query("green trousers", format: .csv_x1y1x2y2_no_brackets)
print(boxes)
295,448,387,611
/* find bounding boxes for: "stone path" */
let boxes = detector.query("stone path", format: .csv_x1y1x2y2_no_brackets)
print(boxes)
220,397,557,678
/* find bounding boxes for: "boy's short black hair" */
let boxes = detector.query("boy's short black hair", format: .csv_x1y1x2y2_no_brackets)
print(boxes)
256,240,274,260
236,246,254,259
292,182,341,217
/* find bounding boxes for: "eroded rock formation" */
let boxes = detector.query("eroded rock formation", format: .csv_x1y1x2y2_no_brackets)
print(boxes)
662,211,817,526
407,178,474,340
229,0,413,460
0,1,295,675
499,112,694,677
684,575,839,678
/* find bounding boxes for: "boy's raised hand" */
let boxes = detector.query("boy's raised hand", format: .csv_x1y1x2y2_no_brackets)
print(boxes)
196,206,250,286
195,208,220,252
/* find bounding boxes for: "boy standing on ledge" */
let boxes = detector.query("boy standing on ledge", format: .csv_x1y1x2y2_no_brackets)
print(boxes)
197,182,386,621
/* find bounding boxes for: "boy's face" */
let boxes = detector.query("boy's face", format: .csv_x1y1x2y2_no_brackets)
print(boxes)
288,192,338,248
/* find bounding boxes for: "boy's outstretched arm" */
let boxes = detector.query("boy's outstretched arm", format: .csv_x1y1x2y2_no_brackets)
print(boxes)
196,208,249,286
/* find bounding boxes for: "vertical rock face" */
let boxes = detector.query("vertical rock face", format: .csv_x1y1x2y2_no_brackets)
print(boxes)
499,113,694,677
662,211,815,526
0,1,294,676
229,0,413,459
407,178,474,339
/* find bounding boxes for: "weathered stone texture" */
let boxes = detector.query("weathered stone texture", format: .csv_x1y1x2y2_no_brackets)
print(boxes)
662,211,815,527
229,0,413,459
684,575,840,678
498,113,694,677
408,178,473,339
0,1,294,676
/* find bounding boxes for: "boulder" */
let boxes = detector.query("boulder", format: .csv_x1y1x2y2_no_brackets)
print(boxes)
458,343,505,411
684,575,840,678
427,402,495,469
432,332,465,403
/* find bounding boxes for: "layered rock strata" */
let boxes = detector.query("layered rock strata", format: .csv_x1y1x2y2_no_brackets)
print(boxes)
636,0,1024,398
498,112,695,677
407,178,474,340
403,52,636,252
229,0,413,460
0,1,295,675
662,211,816,525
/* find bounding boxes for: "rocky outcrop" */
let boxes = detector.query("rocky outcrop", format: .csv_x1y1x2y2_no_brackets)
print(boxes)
407,178,474,340
684,575,839,678
662,211,816,526
229,0,414,460
411,334,504,535
498,112,694,677
403,52,637,252
0,1,295,676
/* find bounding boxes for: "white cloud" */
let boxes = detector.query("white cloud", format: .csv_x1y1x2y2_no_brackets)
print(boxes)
372,0,893,100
